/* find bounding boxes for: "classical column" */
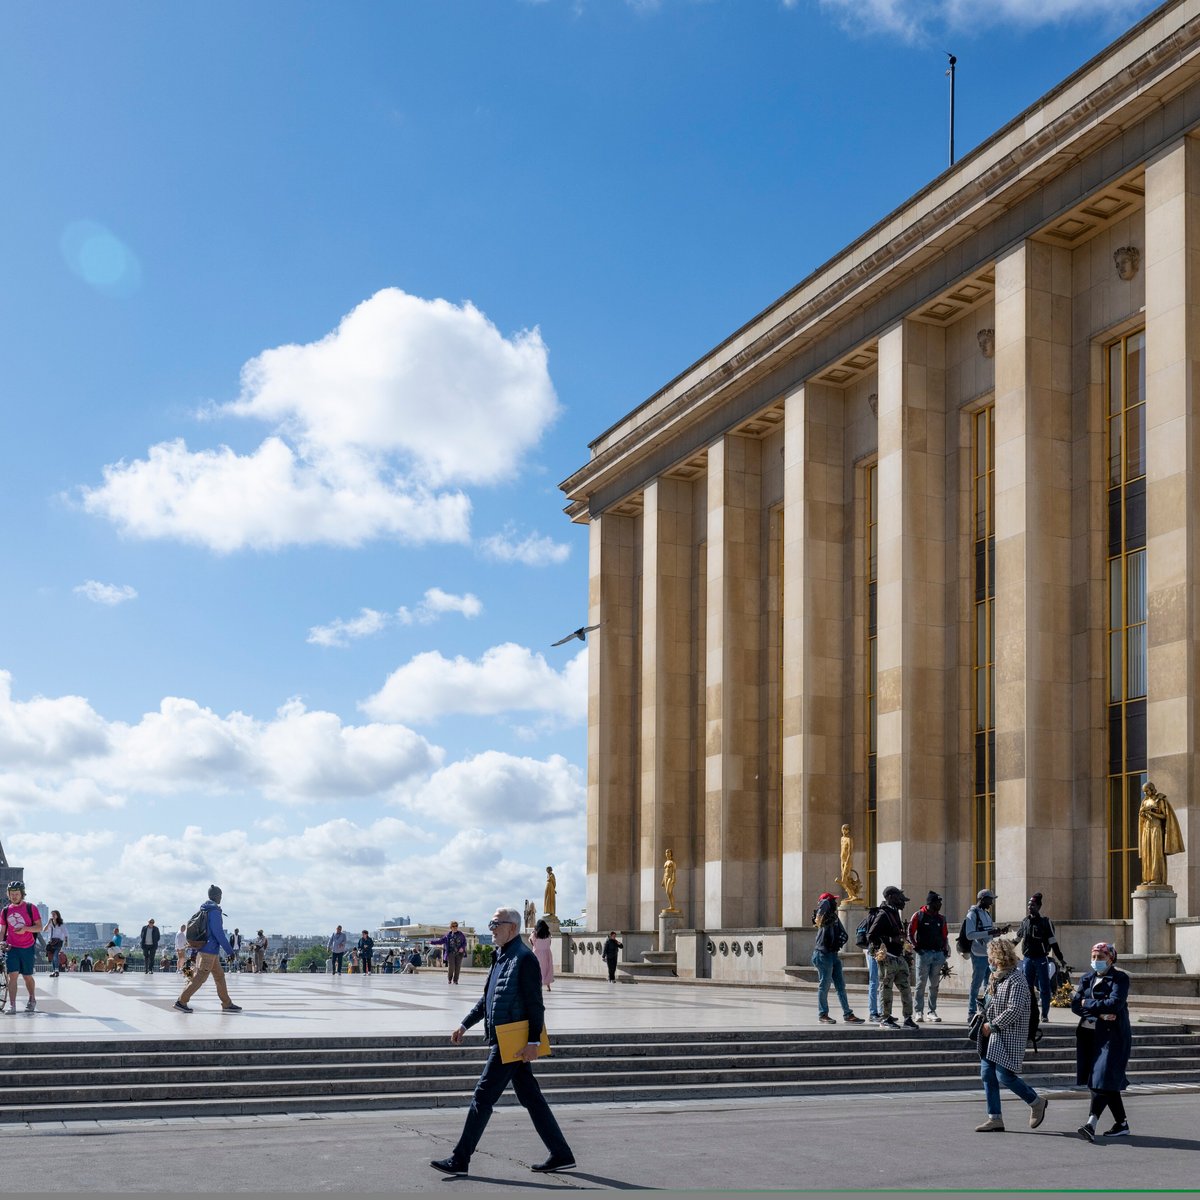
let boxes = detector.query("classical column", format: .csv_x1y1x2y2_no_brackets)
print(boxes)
874,320,950,901
1145,134,1200,916
586,510,640,932
705,434,765,928
781,382,847,924
639,477,701,928
992,241,1074,922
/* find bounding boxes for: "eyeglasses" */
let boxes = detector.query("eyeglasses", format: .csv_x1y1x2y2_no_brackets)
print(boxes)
487,918,514,930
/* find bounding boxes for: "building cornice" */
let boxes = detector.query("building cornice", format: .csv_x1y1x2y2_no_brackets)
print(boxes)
561,0,1200,516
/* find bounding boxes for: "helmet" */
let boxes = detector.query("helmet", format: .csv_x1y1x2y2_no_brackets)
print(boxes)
5,881,25,894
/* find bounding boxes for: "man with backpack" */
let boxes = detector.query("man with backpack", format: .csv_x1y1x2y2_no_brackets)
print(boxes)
907,891,950,1023
811,892,864,1026
867,886,917,1030
174,885,242,1014
1013,893,1068,1023
962,888,1007,1022
2,881,42,1013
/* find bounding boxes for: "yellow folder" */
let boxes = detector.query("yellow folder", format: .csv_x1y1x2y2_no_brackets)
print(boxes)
495,1019,551,1064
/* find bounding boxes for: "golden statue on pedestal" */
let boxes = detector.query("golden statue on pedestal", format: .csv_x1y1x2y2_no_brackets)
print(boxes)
661,849,679,914
838,823,864,903
543,867,557,917
1137,781,1184,888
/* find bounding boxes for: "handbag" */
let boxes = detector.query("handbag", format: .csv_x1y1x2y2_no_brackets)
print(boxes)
967,1010,989,1059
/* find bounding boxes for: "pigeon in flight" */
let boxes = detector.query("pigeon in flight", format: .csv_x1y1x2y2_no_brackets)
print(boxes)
552,623,602,647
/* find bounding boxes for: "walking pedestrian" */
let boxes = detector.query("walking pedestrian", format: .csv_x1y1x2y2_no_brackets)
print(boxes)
80,952,93,972
327,926,347,974
531,919,554,992
430,921,467,985
174,924,188,973
811,892,864,1026
173,885,242,1014
139,918,160,973
602,932,622,983
229,927,243,971
43,910,67,978
964,889,1006,1021
2,882,42,1013
1072,942,1132,1141
356,930,374,974
974,938,1048,1133
908,891,949,1022
430,906,574,1179
1013,893,1067,1023
867,886,916,1030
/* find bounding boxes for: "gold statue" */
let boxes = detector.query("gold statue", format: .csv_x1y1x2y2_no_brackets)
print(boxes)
838,824,864,903
1137,781,1184,887
661,849,679,913
543,866,557,917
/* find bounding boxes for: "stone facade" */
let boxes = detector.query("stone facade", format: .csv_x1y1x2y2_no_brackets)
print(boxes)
562,0,1200,954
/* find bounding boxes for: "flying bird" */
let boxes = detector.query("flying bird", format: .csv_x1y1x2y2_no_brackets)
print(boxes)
552,623,601,647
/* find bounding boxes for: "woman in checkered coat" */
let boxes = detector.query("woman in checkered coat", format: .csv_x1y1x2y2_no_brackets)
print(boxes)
975,939,1049,1133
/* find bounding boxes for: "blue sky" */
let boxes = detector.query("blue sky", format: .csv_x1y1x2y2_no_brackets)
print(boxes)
0,0,1159,934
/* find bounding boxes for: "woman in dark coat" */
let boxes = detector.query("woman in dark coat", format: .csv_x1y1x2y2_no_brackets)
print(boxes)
1070,941,1132,1141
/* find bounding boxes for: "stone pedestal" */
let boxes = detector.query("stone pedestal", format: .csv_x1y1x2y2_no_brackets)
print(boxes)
838,901,867,960
658,910,683,953
550,932,573,975
543,914,561,936
1132,886,1177,957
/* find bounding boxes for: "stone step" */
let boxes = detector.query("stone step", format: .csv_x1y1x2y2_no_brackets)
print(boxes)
3,1062,1200,1125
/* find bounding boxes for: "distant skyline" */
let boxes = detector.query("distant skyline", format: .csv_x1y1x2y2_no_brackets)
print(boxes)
0,0,1162,932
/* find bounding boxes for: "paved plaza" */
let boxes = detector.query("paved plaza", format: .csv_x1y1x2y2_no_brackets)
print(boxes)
7,968,1198,1042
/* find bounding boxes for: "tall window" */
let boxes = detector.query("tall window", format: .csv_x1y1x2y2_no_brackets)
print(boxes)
1107,329,1147,918
972,407,996,895
865,463,878,904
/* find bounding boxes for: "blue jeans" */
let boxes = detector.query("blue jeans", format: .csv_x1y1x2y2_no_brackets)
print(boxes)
980,1057,1038,1117
967,954,991,1019
915,950,946,1014
865,951,880,1019
453,1045,573,1166
1021,956,1052,1020
811,950,852,1017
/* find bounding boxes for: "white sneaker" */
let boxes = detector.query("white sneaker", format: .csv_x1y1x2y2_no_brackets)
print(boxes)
914,1012,925,1022
929,1011,942,1022
24,999,35,1013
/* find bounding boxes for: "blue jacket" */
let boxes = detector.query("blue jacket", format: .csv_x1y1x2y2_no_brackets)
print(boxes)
198,900,234,958
462,936,545,1046
1071,967,1131,1091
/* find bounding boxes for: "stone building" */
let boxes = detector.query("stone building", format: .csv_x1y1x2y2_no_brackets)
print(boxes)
560,0,1200,978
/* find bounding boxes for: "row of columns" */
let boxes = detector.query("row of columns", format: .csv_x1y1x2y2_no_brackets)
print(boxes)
587,134,1200,932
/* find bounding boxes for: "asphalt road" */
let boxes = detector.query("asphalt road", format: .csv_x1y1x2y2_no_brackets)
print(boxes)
5,1087,1199,1194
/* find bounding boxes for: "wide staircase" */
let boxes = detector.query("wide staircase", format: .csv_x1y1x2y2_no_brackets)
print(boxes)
1,1025,1199,1123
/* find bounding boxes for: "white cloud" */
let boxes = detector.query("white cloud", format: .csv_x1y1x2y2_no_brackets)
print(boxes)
361,643,587,725
419,588,483,620
479,525,571,567
812,0,1148,39
403,751,583,827
307,589,483,648
79,289,559,552
74,580,138,606
0,670,441,815
307,608,391,648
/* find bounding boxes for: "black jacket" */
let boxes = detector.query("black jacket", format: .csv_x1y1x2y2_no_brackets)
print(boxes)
1071,968,1131,1090
813,897,848,954
140,924,160,949
1014,914,1063,961
866,904,906,956
602,937,622,963
462,936,546,1046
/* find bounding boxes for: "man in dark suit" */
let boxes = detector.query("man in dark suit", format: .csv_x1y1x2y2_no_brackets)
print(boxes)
139,918,161,974
430,906,574,1179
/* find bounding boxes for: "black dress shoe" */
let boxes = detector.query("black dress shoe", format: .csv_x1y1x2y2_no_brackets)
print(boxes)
531,1154,576,1173
430,1157,469,1176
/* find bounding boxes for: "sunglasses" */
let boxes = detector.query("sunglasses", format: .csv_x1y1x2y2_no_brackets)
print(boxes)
487,918,514,930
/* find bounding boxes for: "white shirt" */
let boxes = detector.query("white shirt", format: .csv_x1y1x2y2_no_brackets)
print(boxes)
175,931,187,951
